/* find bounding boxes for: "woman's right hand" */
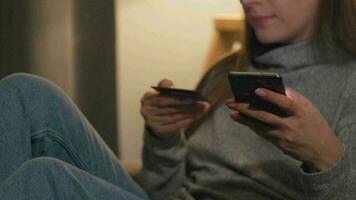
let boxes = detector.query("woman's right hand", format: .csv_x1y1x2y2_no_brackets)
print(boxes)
140,79,210,139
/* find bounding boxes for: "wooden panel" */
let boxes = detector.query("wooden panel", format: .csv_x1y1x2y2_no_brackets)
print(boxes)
203,14,245,74
73,0,118,154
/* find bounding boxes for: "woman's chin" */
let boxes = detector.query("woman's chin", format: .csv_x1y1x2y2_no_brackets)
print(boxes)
256,35,282,44
255,32,306,45
254,30,291,44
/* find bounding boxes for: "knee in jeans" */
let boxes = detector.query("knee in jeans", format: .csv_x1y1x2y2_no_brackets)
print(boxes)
1,73,53,91
0,73,65,104
2,73,40,86
21,157,68,173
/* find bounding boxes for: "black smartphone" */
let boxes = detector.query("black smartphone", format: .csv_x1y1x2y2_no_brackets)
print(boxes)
151,86,208,102
228,72,286,116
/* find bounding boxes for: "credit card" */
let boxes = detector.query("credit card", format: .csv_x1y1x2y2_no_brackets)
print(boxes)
151,86,208,102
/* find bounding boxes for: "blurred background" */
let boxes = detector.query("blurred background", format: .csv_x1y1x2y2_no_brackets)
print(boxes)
0,0,242,160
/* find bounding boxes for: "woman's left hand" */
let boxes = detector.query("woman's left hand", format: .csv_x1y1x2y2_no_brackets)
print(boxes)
226,87,344,172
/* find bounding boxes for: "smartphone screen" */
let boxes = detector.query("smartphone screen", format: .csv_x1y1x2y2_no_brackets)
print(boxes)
228,72,286,116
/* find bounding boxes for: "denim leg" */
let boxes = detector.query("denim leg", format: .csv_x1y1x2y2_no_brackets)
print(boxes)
0,73,149,199
0,157,143,200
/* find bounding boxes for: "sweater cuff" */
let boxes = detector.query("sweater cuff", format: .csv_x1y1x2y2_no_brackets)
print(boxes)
300,146,349,192
144,126,185,150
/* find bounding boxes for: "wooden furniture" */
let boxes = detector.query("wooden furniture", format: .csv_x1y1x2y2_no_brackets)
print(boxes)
203,14,245,74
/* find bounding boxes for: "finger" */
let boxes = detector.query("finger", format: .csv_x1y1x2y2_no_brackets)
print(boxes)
158,79,174,88
227,102,283,127
149,113,196,125
285,87,312,112
226,98,235,104
147,106,183,116
195,101,211,112
255,88,299,115
161,101,210,113
231,112,271,132
230,112,281,141
147,96,194,107
141,91,159,104
285,87,306,102
143,101,209,119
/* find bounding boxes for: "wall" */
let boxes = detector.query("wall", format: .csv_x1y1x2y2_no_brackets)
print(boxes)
116,0,243,160
1,0,118,153
26,0,76,98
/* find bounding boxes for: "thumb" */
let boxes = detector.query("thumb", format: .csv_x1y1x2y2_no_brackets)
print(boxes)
158,79,174,88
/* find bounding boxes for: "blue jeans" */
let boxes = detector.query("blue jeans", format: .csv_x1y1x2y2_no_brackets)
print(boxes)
0,73,149,200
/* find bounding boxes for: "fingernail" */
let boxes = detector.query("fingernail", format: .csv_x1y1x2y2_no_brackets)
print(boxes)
255,88,266,96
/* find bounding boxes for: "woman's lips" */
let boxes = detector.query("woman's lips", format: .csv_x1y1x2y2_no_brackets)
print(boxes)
250,15,276,27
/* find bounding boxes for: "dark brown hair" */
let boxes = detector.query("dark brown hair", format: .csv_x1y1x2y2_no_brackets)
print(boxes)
186,0,356,137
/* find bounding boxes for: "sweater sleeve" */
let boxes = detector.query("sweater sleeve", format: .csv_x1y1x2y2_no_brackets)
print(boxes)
138,128,188,200
300,123,356,200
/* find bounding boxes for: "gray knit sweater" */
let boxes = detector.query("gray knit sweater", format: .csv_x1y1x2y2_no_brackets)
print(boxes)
139,42,356,200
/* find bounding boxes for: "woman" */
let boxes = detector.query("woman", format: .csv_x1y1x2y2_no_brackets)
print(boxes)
140,0,356,199
0,0,355,200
